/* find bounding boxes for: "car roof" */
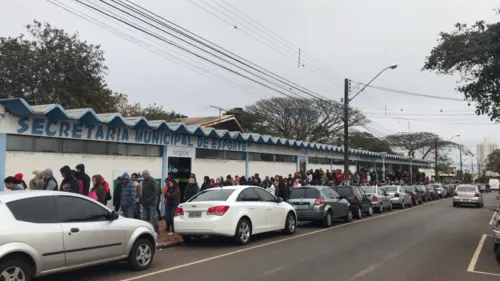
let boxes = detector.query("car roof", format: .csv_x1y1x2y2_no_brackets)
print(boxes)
210,185,260,191
0,190,93,203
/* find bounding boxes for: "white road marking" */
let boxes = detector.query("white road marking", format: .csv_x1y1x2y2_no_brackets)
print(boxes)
489,212,497,226
121,200,441,281
467,234,487,272
470,270,500,277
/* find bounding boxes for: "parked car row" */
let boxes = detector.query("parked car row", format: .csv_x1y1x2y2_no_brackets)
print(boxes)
488,195,500,264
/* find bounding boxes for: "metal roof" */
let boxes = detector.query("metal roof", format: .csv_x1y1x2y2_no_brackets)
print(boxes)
0,98,430,163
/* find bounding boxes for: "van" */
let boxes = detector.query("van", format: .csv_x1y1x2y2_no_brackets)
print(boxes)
489,179,500,190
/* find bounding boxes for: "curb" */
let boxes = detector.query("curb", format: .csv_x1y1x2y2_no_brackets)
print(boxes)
156,240,184,250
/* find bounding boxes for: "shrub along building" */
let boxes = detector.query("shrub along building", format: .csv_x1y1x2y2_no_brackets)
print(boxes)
0,98,431,198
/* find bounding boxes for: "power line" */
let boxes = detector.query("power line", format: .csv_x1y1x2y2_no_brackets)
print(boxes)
366,115,496,125
354,82,466,102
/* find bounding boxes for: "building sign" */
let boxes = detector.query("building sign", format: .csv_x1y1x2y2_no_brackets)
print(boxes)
15,117,247,151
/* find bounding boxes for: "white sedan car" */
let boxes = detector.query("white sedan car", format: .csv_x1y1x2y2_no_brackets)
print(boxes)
175,186,297,245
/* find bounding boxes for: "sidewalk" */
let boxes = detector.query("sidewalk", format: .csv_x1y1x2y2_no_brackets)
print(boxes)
156,219,184,249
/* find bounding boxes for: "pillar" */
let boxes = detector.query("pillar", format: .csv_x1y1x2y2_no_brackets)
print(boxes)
160,145,168,216
0,133,5,191
245,151,249,179
330,158,333,171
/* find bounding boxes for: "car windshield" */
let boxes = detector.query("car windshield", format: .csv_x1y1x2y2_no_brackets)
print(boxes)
188,189,235,202
289,188,320,199
416,186,425,190
456,186,476,192
431,185,441,189
385,186,398,192
363,187,376,194
334,187,354,197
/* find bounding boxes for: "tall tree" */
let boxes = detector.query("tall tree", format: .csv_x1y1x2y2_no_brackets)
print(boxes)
384,132,456,159
245,97,367,143
423,11,500,121
338,131,394,154
436,155,453,174
0,20,123,113
486,149,500,173
120,100,186,121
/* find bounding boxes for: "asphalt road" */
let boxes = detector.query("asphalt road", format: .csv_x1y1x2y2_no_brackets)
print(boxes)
40,192,500,281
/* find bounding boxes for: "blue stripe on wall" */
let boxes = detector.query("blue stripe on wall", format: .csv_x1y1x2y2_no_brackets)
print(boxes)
0,133,6,191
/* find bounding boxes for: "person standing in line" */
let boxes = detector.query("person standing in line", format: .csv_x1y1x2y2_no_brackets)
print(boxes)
184,176,200,202
14,173,28,189
200,176,210,191
59,166,79,193
131,173,142,219
29,169,44,190
120,173,136,218
89,175,107,205
140,170,160,235
113,176,123,212
76,164,91,196
164,179,180,236
4,176,24,190
42,168,58,190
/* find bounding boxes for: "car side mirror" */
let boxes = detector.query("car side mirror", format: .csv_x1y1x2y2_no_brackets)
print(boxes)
109,211,119,220
277,197,283,203
489,206,499,212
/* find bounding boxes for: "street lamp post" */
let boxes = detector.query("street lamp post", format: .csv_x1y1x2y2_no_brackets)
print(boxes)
380,152,387,182
343,64,398,184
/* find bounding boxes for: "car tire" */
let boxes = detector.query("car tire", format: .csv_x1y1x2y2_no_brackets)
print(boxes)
377,204,383,213
128,238,154,271
344,209,353,222
401,201,405,209
453,202,457,207
366,206,374,216
283,212,296,235
409,200,413,208
496,246,500,264
494,243,499,252
323,211,333,228
388,202,393,211
0,258,32,281
353,207,362,219
234,218,252,245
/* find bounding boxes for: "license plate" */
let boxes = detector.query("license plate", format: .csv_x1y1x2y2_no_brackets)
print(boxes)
188,211,202,218
294,204,309,209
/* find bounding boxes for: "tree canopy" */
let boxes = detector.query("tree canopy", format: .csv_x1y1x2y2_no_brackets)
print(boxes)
341,131,394,154
423,11,500,121
384,132,456,159
244,97,367,143
486,149,500,173
436,155,453,174
120,99,186,121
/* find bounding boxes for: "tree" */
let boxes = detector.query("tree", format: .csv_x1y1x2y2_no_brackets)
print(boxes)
120,100,186,121
245,97,367,143
436,155,453,174
463,172,473,184
340,131,394,153
423,11,500,121
486,149,500,173
0,20,123,113
384,132,456,159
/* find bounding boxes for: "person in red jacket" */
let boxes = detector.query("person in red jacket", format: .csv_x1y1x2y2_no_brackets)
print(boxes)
100,176,111,205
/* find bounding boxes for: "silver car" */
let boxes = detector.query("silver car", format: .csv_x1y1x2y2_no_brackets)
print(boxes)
0,191,157,281
361,186,392,213
452,184,484,208
383,185,413,208
490,195,500,263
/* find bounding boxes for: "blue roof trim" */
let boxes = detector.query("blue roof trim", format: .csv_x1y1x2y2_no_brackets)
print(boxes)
0,98,432,164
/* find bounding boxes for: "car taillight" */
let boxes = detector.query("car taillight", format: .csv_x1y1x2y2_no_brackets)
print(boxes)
420,190,425,194
175,207,184,216
395,193,400,197
453,192,457,196
474,193,479,197
315,199,325,205
372,195,377,202
496,219,500,227
351,199,358,205
409,192,415,196
207,205,230,216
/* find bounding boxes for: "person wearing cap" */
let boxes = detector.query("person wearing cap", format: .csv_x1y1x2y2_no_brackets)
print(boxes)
14,173,28,189
140,169,160,235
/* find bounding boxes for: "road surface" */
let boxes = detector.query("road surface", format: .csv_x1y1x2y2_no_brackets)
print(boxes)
40,193,500,281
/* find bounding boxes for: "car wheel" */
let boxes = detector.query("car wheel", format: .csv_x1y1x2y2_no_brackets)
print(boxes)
366,206,374,216
494,243,499,252
453,202,457,207
496,246,500,264
420,199,423,205
344,209,353,222
409,200,413,208
128,238,154,271
234,218,252,245
323,211,333,228
388,202,393,211
0,258,32,281
477,203,483,208
353,207,362,219
401,201,405,209
283,212,296,234
377,204,384,213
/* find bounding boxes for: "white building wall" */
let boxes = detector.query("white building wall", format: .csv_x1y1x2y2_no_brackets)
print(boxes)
249,162,296,178
193,159,245,179
6,151,162,205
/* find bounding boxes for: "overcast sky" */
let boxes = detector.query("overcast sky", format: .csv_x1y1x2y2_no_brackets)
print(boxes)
1,0,499,169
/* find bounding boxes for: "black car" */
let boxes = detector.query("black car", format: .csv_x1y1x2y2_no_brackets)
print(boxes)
333,186,373,219
405,185,423,205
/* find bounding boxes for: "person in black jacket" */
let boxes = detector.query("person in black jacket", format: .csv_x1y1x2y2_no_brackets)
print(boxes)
59,165,79,193
184,176,200,202
113,176,123,212
76,164,90,195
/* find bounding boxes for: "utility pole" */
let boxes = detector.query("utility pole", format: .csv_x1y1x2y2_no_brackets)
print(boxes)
209,105,227,124
343,78,350,184
459,148,463,182
435,138,439,182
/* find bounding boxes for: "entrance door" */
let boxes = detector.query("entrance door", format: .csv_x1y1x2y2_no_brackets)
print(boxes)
299,159,306,172
168,157,192,202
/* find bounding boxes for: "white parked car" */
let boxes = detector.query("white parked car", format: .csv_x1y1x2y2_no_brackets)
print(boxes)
0,191,157,281
175,186,297,245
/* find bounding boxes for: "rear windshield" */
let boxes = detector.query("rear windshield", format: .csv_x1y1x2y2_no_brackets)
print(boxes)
290,188,320,199
431,185,441,188
363,187,376,194
416,186,425,191
425,186,434,190
334,187,354,197
456,186,476,192
385,186,398,192
188,189,235,202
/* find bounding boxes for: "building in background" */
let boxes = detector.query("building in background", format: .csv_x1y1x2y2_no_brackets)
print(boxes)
477,138,498,168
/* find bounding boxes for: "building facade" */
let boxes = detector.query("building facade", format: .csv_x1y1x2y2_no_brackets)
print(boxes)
0,99,431,198
477,138,498,167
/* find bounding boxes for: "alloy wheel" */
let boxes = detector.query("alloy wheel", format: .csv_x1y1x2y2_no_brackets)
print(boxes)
1,266,26,281
136,243,152,267
239,221,251,243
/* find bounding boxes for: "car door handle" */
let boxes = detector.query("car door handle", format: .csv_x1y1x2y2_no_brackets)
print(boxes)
70,228,80,233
